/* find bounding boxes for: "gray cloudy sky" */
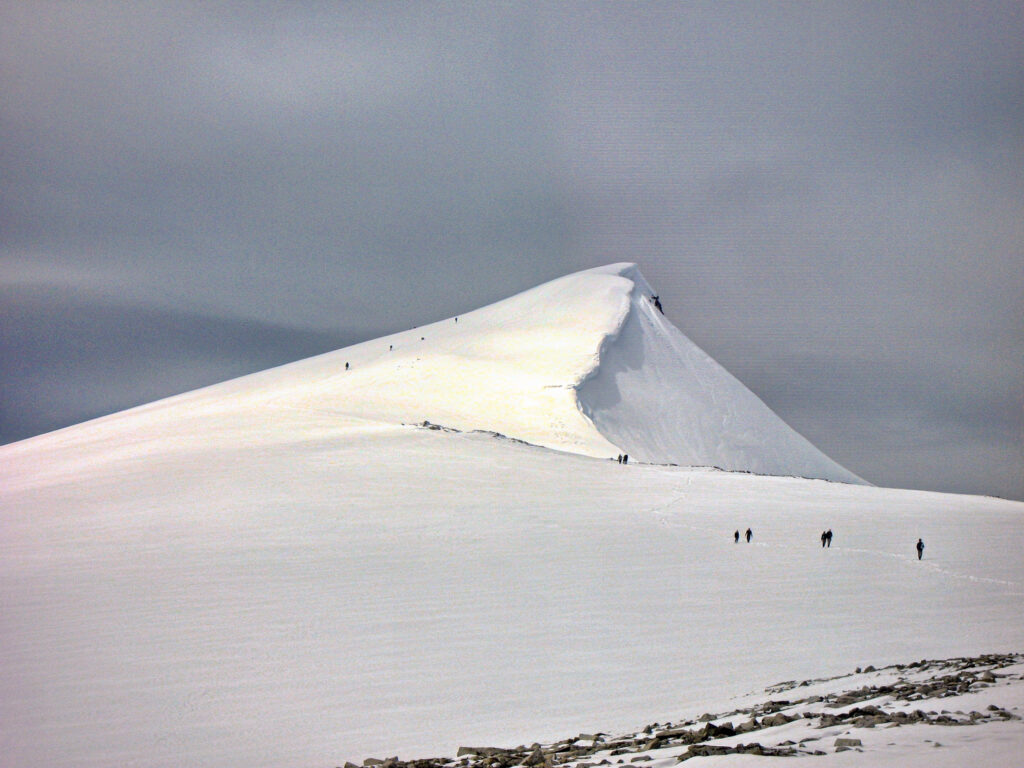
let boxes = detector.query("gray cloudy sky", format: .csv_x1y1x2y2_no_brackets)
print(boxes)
2,2,1021,499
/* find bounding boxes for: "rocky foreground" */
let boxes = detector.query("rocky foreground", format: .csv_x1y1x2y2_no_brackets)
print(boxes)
342,653,1024,767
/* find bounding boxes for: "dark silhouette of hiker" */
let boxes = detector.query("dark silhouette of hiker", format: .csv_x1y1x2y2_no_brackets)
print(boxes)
345,362,349,370
745,528,752,543
651,295,664,314
734,530,740,543
622,454,628,464
389,344,393,351
826,529,833,548
821,531,827,548
916,538,925,560
616,454,622,464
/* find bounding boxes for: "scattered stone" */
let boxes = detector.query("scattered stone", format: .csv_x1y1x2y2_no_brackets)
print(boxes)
342,653,1024,768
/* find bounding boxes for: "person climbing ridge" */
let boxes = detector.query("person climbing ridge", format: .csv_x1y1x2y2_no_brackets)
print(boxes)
826,529,833,548
734,530,740,544
745,528,752,543
916,538,925,560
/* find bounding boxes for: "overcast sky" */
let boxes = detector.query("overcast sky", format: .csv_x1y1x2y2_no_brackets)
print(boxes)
2,2,1021,499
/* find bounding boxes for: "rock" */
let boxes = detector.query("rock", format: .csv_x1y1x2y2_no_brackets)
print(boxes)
760,712,793,727
698,722,735,740
655,728,690,740
523,749,545,766
735,718,760,734
834,738,862,748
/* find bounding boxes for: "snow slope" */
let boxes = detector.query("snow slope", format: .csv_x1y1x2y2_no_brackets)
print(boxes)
2,264,1021,768
2,263,860,484
2,429,1022,768
576,265,862,481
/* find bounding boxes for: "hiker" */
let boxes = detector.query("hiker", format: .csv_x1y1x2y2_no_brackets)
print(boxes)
651,295,664,314
622,454,628,464
821,531,827,548
616,454,622,464
916,538,925,560
734,530,740,544
826,529,833,548
345,362,349,370
745,528,752,543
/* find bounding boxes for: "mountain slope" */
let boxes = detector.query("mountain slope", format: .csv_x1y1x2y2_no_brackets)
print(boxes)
576,265,863,482
2,427,1022,768
4,263,860,484
2,265,1023,768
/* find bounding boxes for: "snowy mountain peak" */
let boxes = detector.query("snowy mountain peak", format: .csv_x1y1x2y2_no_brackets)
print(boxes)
5,263,861,484
573,265,864,483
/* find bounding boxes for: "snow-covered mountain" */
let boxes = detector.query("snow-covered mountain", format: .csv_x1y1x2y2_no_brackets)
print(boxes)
3,263,860,484
2,264,1021,768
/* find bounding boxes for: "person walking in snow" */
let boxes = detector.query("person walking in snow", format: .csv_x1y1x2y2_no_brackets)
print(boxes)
821,530,827,548
745,528,752,543
622,454,628,464
826,529,833,548
916,538,925,560
734,530,740,543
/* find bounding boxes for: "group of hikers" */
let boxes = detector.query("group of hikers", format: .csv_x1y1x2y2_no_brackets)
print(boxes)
616,454,629,464
734,527,927,560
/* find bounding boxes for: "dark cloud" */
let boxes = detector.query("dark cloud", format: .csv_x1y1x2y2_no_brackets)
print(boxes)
0,284,356,443
2,2,1021,498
